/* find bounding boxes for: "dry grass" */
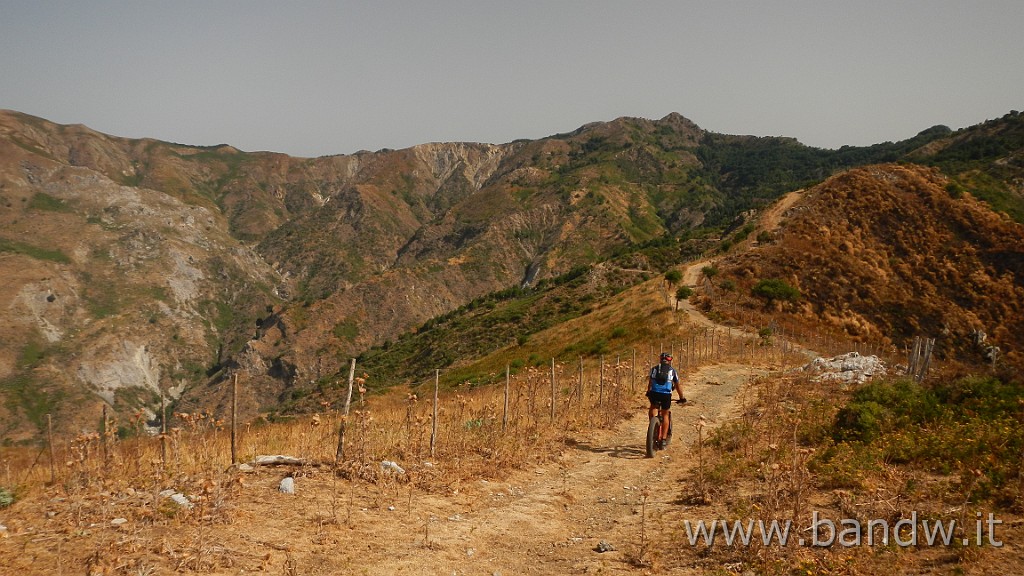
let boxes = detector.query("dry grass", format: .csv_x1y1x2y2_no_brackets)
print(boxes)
659,357,1023,575
709,163,1024,372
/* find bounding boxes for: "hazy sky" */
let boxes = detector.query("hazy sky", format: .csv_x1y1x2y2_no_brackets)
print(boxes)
2,1,1021,157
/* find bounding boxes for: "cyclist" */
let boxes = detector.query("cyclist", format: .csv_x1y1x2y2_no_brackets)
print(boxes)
646,352,685,448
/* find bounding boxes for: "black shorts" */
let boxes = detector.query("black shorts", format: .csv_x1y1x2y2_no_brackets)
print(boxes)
646,391,672,411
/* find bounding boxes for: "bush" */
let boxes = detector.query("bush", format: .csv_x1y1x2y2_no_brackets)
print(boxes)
932,375,1022,419
0,487,13,508
823,376,1024,501
832,379,940,442
833,400,888,442
751,278,801,302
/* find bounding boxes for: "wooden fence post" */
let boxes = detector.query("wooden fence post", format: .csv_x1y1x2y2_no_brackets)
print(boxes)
550,358,556,423
610,354,618,403
160,394,167,468
430,369,439,458
918,338,935,382
47,413,56,485
231,373,238,465
578,356,584,408
101,404,109,465
335,358,356,464
503,365,510,431
631,348,637,392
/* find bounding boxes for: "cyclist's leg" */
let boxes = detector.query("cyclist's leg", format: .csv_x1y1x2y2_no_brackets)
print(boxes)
656,393,671,442
646,390,659,419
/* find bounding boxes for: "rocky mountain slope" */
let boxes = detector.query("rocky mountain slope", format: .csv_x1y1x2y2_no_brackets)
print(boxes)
705,163,1024,371
0,115,281,441
1,108,1021,441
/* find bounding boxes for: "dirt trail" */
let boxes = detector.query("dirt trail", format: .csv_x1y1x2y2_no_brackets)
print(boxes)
760,188,804,233
347,361,767,575
325,261,773,575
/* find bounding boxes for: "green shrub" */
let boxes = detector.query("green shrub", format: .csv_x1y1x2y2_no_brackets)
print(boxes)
27,192,73,212
0,239,71,264
833,400,888,442
332,319,359,342
832,379,939,442
0,487,13,508
822,376,1024,501
751,278,801,302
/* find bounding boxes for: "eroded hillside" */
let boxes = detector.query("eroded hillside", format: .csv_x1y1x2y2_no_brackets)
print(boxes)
0,116,280,441
2,108,1022,441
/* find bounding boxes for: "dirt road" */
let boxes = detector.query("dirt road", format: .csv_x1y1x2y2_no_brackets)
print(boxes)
377,362,768,575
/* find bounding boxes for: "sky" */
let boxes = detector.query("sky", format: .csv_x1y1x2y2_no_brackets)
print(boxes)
1,1,1021,158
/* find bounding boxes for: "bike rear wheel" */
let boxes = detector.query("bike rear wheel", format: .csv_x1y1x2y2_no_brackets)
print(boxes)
645,415,662,458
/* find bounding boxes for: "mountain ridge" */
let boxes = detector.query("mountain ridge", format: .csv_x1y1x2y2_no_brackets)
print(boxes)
1,108,1022,441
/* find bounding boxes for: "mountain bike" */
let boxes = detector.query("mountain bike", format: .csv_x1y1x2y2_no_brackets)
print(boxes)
645,398,685,458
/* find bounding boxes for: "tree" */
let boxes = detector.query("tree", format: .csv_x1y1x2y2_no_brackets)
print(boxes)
664,269,683,285
700,265,720,299
674,286,693,311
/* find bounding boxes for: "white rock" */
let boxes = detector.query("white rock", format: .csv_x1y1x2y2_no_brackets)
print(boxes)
803,352,886,385
169,493,193,509
254,455,304,466
279,476,295,494
380,460,405,475
111,518,128,526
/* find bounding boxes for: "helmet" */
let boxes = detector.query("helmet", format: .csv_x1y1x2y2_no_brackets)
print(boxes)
660,352,672,363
